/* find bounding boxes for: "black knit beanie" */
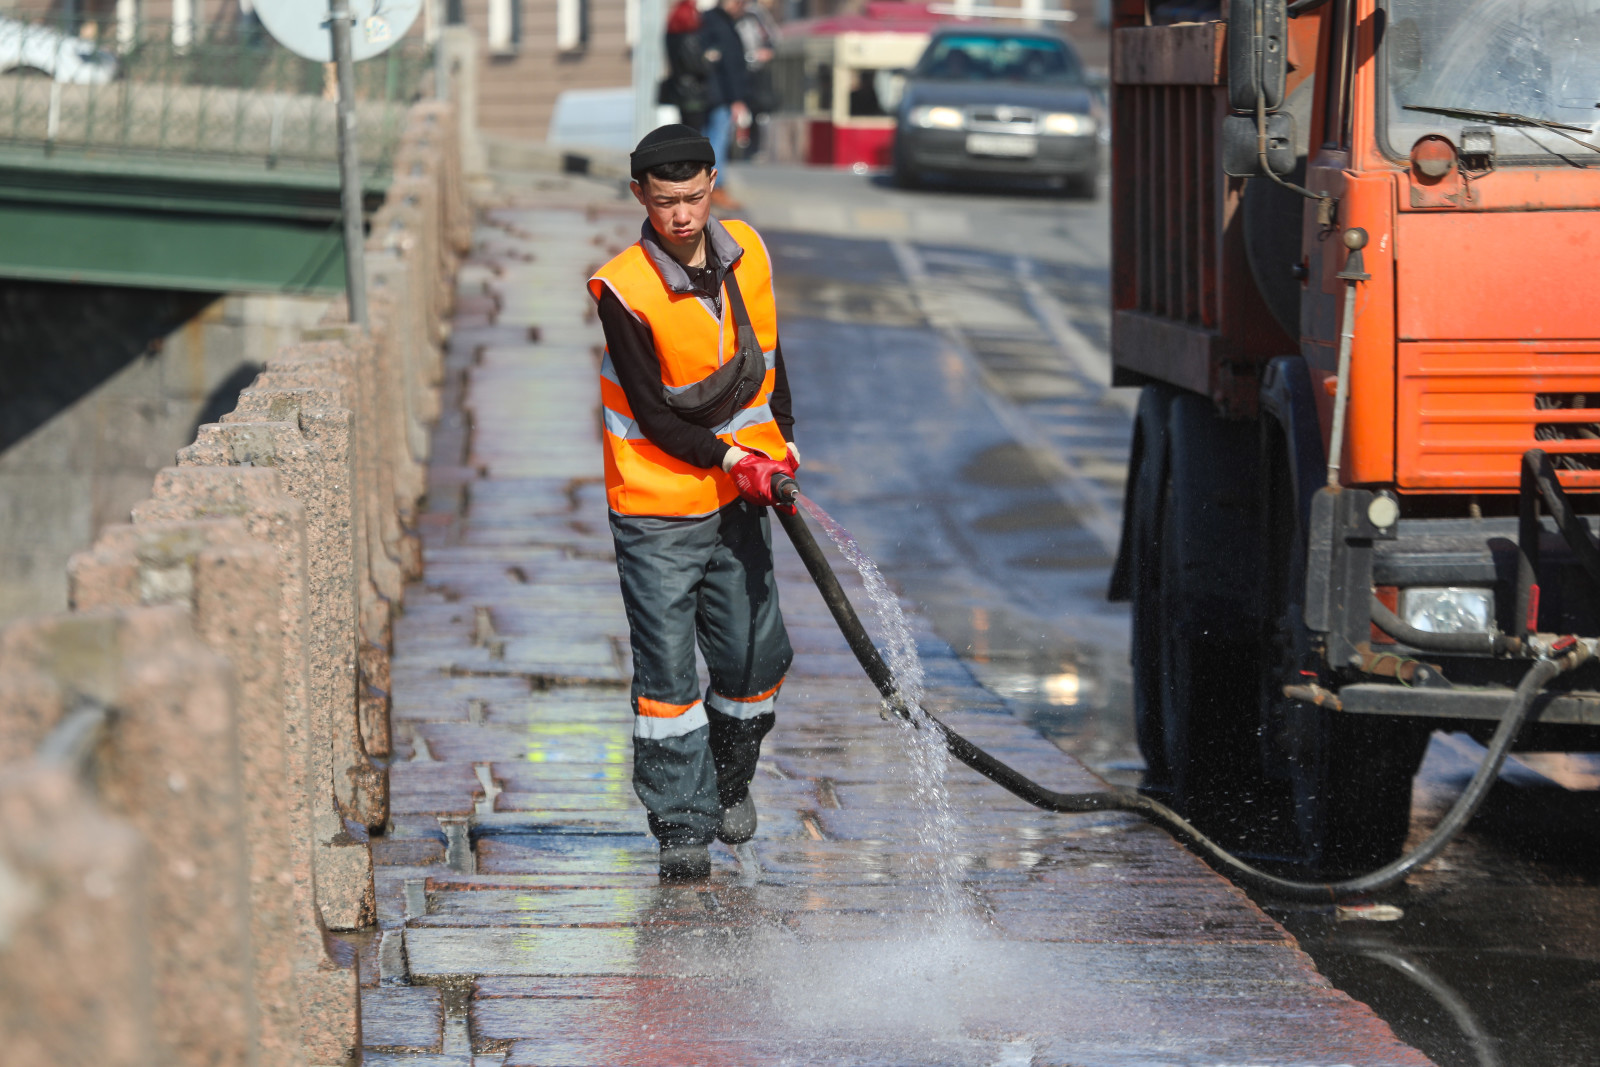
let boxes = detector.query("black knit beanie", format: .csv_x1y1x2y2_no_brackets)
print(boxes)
630,124,716,174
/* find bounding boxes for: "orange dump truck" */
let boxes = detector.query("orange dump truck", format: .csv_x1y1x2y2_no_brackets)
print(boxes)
1106,0,1600,873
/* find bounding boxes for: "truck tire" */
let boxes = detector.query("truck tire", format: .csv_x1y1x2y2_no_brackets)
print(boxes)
1128,387,1419,871
1255,418,1429,874
1126,386,1175,795
1152,395,1277,852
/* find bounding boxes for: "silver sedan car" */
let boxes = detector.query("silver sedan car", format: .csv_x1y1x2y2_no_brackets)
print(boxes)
893,29,1100,196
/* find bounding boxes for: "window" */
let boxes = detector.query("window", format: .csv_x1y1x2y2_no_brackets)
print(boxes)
912,33,1085,83
1378,0,1600,160
557,0,588,54
488,0,519,55
1321,0,1354,147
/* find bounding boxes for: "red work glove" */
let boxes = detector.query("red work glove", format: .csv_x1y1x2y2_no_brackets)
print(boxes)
726,450,787,508
776,447,801,514
772,445,800,514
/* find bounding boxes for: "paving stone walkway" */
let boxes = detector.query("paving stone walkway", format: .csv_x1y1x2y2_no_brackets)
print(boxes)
359,178,1432,1066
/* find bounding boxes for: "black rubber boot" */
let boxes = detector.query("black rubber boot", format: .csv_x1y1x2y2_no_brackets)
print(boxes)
708,709,775,805
658,843,712,881
716,793,757,844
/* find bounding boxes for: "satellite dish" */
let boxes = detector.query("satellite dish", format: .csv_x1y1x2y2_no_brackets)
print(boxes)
255,0,423,63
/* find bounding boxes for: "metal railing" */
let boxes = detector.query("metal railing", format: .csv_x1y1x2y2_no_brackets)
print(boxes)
0,15,432,175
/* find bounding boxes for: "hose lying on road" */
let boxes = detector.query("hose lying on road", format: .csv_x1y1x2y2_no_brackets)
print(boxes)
771,480,1587,902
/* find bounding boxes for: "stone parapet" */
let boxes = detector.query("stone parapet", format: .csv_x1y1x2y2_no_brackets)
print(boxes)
0,98,462,1066
0,607,255,1065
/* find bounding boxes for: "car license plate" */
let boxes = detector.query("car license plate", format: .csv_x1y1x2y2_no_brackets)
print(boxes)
966,133,1037,158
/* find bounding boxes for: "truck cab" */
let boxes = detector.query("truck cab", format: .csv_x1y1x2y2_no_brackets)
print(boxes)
1108,0,1600,874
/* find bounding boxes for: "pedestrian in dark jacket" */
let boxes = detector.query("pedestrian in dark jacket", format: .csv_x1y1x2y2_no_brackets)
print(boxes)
662,0,711,131
698,0,751,169
734,0,779,158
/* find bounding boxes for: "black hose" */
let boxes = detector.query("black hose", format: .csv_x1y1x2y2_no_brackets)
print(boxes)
1370,597,1517,656
1525,449,1600,589
773,494,1583,902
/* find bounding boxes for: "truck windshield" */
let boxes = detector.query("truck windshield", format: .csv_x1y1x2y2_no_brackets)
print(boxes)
1381,0,1600,161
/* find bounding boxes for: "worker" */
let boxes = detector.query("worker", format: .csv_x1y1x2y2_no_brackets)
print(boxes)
587,125,799,881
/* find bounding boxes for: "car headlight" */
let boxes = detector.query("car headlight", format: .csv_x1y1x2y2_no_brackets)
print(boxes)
1400,587,1495,635
1042,112,1096,136
909,105,964,130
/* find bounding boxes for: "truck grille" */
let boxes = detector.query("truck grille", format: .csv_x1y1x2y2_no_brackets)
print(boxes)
1398,342,1600,489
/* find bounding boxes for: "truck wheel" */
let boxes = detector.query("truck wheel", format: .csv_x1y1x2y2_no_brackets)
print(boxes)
1310,715,1429,873
1255,421,1428,874
1149,396,1277,852
1127,387,1174,795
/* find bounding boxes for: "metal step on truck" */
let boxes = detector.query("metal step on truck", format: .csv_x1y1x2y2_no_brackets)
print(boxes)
1106,0,1600,874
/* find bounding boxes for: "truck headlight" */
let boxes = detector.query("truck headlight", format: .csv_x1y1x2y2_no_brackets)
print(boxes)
1042,112,1095,136
1400,587,1494,635
909,105,964,129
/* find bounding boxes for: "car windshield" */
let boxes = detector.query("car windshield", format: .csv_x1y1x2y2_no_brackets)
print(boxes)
913,34,1083,83
1382,0,1600,161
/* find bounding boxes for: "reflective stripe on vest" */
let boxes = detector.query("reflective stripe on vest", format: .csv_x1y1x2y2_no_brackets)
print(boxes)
589,218,789,517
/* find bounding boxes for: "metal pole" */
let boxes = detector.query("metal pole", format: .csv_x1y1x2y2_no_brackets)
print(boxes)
329,0,368,327
1325,280,1357,487
434,35,450,102
632,0,665,144
1326,228,1369,487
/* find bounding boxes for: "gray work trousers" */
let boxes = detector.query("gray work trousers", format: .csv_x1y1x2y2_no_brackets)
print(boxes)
611,499,793,847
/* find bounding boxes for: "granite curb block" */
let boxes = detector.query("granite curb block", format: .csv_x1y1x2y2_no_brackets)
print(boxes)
0,607,255,1066
70,520,305,1063
0,98,465,1066
0,762,154,1066
132,464,375,936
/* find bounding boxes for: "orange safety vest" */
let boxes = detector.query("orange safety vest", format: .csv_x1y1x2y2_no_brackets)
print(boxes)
588,217,789,517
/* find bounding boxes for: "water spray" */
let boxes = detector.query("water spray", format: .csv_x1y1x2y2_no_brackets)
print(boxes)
769,473,1591,902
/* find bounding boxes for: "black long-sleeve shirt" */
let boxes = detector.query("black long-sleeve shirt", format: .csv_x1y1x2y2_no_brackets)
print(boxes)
597,283,794,472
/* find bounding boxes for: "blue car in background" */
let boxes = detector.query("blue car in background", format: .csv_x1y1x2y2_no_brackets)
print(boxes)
893,28,1100,197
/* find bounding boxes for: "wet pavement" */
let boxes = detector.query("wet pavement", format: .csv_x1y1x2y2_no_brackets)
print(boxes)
358,173,1431,1066
1263,740,1600,1067
727,165,1141,786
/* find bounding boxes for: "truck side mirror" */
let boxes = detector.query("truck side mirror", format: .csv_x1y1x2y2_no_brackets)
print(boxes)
1228,0,1287,113
1221,111,1297,177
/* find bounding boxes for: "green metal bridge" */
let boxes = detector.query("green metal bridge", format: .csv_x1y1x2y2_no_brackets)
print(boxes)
0,18,431,293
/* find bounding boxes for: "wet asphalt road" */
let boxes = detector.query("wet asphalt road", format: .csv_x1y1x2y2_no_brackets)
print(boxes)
724,163,1600,1067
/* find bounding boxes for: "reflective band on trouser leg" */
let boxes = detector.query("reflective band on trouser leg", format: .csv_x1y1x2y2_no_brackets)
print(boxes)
705,680,783,720
633,726,721,847
632,697,720,845
633,698,709,740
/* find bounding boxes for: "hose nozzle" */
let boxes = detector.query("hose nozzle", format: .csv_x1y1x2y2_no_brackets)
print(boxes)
771,472,800,506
